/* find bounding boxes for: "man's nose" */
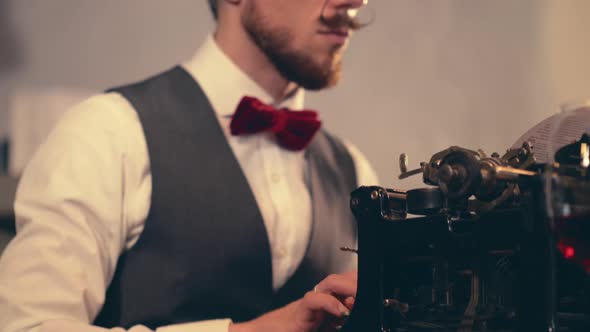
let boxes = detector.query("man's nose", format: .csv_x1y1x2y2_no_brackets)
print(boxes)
321,0,368,19
327,0,367,10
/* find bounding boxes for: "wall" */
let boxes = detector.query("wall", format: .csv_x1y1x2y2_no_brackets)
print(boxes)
3,0,590,189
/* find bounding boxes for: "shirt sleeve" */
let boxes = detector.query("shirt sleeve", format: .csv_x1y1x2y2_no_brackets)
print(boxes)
23,318,232,332
0,94,233,332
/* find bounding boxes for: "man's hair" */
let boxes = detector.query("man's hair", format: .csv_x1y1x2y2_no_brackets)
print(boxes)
208,0,218,19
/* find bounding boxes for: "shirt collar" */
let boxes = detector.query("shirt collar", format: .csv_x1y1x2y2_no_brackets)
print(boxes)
182,35,305,117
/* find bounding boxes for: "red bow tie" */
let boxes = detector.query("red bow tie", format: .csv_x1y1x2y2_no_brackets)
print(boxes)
230,96,322,151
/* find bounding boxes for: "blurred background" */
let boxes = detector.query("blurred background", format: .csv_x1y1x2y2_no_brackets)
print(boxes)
1,0,590,201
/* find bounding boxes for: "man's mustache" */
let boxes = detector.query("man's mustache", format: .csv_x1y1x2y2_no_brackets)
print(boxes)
320,12,364,31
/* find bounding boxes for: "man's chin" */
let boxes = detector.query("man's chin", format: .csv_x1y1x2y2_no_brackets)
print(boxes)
298,69,341,90
301,59,342,90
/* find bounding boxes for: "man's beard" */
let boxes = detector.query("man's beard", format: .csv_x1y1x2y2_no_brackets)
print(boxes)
242,5,342,91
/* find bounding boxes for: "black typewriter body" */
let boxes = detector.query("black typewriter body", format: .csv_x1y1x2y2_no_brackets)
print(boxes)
342,138,590,332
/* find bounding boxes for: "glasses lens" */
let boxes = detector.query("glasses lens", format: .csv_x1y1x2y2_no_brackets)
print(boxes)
347,2,374,27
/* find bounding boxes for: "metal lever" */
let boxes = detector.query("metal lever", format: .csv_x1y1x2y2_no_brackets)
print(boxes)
340,247,358,254
398,153,423,180
581,142,590,168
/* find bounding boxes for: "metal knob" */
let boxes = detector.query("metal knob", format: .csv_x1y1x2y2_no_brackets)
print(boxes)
400,153,409,174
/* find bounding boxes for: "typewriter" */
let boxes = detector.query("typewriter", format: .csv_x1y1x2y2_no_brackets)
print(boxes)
342,136,590,332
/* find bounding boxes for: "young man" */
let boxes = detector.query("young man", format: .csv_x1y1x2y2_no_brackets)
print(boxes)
0,1,378,332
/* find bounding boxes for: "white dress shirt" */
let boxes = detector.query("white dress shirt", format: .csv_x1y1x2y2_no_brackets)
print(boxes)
0,36,379,332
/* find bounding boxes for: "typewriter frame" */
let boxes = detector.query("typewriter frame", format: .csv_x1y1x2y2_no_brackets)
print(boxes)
342,180,559,332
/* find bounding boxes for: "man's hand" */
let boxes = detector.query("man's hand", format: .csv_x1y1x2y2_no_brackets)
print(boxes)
230,270,357,332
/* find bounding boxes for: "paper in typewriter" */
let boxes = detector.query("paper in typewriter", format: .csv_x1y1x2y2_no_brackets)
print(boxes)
512,107,590,163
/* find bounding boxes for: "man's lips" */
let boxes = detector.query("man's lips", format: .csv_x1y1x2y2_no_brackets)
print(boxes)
317,29,350,45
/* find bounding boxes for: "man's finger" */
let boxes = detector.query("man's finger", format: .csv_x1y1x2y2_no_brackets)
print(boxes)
343,296,355,310
341,269,358,281
314,274,357,298
302,291,350,318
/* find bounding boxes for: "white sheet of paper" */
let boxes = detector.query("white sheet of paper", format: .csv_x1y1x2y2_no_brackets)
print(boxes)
512,107,590,163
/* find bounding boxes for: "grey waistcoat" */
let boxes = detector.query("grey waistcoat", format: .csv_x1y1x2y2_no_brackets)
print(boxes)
94,67,358,329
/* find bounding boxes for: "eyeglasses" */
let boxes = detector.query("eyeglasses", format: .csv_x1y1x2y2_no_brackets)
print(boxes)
320,0,375,29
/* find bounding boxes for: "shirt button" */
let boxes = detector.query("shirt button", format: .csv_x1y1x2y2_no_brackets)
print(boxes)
277,247,287,258
271,173,281,183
